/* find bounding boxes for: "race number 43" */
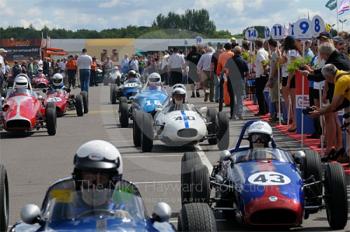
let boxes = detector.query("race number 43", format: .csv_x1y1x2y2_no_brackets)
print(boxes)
248,171,291,186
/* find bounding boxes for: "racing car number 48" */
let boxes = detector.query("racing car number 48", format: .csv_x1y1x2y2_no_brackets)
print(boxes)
248,171,291,186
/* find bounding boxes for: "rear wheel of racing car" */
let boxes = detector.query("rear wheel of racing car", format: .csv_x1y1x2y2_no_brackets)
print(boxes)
119,101,129,128
110,85,118,104
303,150,323,207
217,112,229,150
81,91,88,114
75,94,84,117
178,203,216,232
133,111,142,147
140,112,153,152
324,162,348,230
46,102,57,136
207,108,218,145
181,152,210,204
119,96,127,104
0,164,9,232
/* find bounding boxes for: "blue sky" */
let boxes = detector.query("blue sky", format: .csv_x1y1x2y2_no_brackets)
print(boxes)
0,0,349,34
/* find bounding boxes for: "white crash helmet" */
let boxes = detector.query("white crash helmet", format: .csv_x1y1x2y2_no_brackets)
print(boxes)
52,73,63,87
247,121,273,148
172,85,186,105
147,72,161,84
13,74,29,89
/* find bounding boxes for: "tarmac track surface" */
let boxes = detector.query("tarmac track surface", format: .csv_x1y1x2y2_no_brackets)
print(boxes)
0,85,349,231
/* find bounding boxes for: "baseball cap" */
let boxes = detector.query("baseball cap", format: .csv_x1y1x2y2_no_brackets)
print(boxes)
0,48,8,53
317,32,332,40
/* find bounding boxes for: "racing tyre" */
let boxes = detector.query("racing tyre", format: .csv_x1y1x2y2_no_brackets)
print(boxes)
303,150,322,207
324,162,348,230
133,111,141,147
140,112,153,152
46,102,57,136
119,101,129,128
178,203,216,232
110,85,118,104
119,96,127,104
75,94,84,117
81,91,88,114
181,152,209,204
207,108,218,145
217,112,229,150
0,164,9,232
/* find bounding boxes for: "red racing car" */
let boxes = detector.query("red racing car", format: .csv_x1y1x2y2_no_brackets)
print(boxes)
0,88,57,136
44,88,86,117
31,73,49,89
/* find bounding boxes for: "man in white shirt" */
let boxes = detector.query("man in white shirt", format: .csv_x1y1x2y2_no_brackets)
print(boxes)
197,46,214,102
168,48,185,86
0,48,6,75
254,39,269,116
77,48,92,93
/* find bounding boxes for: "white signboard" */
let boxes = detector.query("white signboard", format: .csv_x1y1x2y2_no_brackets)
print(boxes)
271,24,285,40
295,18,312,39
245,27,258,41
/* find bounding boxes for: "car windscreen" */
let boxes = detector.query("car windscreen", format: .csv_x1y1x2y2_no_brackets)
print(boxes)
43,187,146,225
232,148,293,163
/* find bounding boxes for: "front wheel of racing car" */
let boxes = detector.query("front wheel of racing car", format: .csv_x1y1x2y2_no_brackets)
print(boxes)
133,112,141,147
217,112,229,150
181,152,210,204
207,108,218,145
46,102,57,136
110,85,118,104
119,101,129,128
139,112,154,152
81,91,89,114
324,162,348,230
302,150,323,208
0,164,9,232
75,94,84,117
177,203,217,232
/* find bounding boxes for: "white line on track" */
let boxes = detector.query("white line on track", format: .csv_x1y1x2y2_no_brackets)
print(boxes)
194,144,213,173
133,180,180,185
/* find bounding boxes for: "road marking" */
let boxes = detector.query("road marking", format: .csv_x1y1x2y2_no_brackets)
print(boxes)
124,154,183,158
133,180,180,185
195,144,213,173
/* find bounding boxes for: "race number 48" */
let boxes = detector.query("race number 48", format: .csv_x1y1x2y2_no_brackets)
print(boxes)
248,171,291,186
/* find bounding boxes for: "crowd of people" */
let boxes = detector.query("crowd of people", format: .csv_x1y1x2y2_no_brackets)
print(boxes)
1,31,349,163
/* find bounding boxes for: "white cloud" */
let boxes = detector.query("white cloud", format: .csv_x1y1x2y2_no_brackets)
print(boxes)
98,0,120,8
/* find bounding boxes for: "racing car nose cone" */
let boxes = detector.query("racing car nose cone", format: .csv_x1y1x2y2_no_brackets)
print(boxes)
269,196,278,202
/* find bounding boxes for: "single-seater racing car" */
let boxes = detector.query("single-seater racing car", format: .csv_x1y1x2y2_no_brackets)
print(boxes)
119,72,169,127
0,74,57,135
110,70,142,104
132,84,230,152
180,120,348,230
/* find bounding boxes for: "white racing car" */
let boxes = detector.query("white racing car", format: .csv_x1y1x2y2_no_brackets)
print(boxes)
132,103,230,152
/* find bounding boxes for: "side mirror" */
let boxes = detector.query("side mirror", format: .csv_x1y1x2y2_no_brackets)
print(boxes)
293,150,305,165
152,202,171,222
219,150,231,161
21,204,42,225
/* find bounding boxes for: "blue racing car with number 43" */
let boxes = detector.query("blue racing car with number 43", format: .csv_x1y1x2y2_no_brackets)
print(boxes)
180,120,348,231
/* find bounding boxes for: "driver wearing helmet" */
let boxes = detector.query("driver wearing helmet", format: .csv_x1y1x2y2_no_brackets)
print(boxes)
8,74,37,98
49,73,66,91
169,84,187,111
71,140,139,214
146,72,162,89
127,70,137,80
247,120,273,148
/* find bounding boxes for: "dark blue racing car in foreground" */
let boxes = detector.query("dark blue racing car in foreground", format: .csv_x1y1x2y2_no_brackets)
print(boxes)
180,120,348,230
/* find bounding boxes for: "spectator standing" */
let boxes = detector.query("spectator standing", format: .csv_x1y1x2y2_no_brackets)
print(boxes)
43,57,50,76
90,57,97,87
77,48,92,92
129,55,139,72
168,48,185,86
254,39,270,116
217,43,234,112
0,48,7,88
120,54,130,74
186,46,202,98
211,43,223,102
66,55,77,89
160,51,170,85
197,46,214,102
